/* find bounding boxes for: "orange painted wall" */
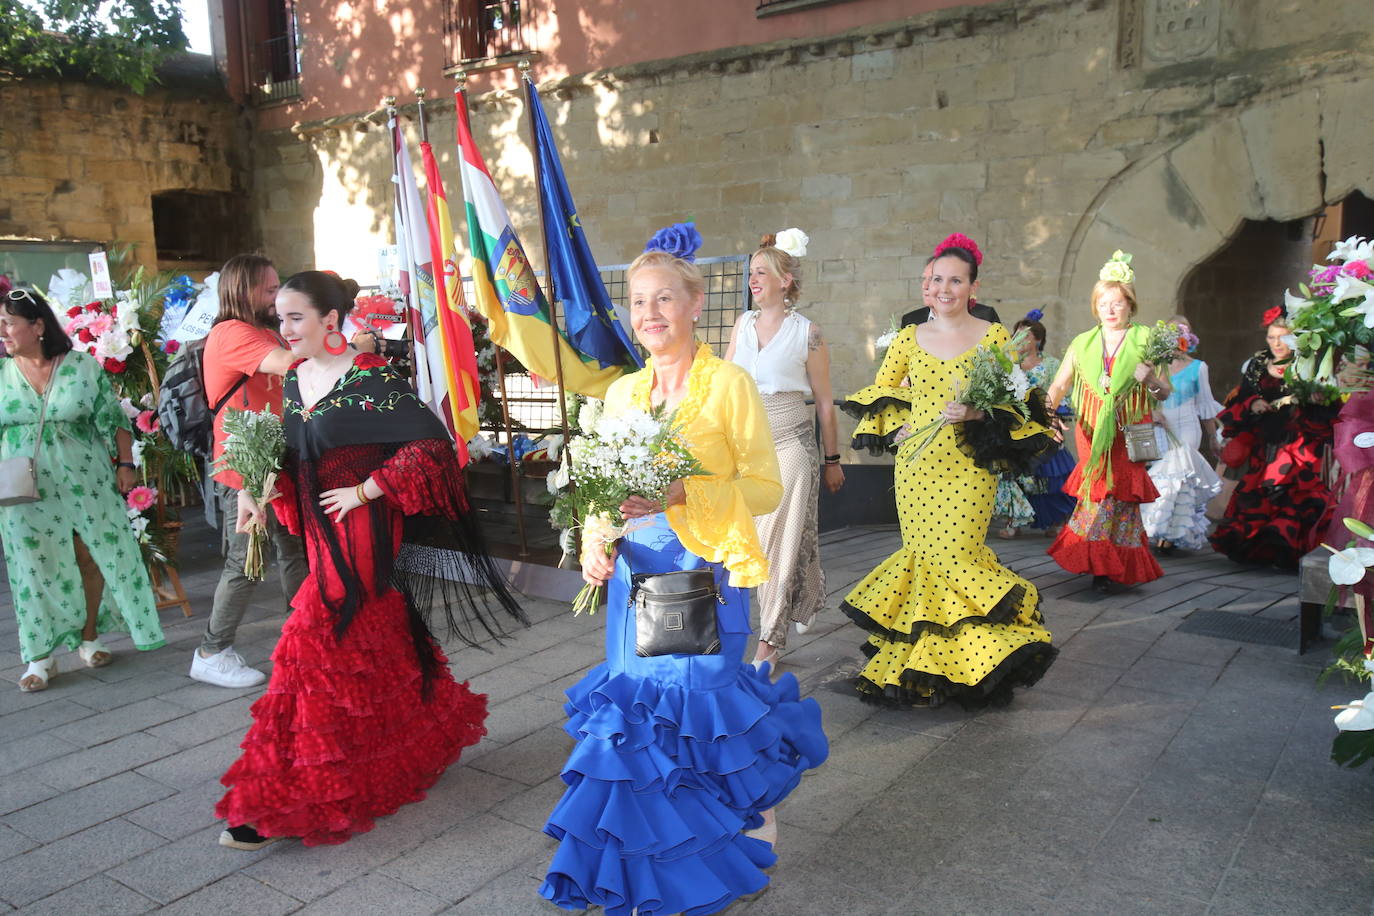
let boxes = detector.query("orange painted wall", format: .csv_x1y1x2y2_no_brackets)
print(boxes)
251,0,1001,130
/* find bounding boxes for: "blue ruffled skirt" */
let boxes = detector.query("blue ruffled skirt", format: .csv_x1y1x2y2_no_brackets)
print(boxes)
1028,447,1077,530
539,513,828,916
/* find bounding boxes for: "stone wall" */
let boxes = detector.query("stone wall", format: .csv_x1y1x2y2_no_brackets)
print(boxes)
0,69,249,272
250,0,1374,458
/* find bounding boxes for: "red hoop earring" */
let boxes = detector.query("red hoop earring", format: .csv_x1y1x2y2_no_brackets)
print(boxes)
324,326,348,355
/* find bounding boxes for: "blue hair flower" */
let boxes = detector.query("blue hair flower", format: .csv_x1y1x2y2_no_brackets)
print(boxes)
1025,308,1044,322
643,222,703,262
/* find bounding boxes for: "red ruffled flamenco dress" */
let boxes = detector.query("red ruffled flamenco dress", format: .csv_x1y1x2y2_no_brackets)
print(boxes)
216,353,523,846
1210,350,1337,568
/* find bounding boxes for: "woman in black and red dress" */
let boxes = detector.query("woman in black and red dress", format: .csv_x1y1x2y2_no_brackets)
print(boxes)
216,271,524,849
1210,311,1338,568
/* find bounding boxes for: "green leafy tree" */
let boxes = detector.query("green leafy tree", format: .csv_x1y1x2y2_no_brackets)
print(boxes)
0,0,188,94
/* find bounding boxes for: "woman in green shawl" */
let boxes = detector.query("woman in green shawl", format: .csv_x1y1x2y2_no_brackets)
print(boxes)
1044,254,1172,593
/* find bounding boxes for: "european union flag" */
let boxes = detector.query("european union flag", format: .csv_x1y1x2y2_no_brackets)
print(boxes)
528,82,643,371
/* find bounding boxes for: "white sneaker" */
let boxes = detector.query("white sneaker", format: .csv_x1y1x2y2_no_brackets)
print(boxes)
795,618,815,636
190,647,267,688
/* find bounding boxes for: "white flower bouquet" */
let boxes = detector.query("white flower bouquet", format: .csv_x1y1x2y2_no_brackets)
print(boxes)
214,409,286,581
556,406,705,615
901,329,1034,462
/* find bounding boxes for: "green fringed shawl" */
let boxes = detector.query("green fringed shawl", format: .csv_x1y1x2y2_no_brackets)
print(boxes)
1068,323,1155,495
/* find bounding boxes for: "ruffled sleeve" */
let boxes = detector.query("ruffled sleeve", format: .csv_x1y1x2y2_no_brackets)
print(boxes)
270,463,302,536
372,437,468,518
842,324,915,455
1194,360,1224,418
664,360,781,589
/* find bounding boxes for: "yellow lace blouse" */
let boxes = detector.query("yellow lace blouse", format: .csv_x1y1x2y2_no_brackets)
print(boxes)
603,342,782,588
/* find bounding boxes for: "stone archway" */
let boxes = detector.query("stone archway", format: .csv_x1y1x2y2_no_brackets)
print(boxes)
1058,80,1374,325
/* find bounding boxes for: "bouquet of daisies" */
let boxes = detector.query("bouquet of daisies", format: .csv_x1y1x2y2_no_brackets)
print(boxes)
1140,320,1184,368
556,406,706,615
215,408,286,580
902,329,1034,462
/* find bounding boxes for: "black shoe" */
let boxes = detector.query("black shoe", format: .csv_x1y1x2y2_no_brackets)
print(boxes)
1155,540,1178,557
1092,575,1112,594
219,824,278,850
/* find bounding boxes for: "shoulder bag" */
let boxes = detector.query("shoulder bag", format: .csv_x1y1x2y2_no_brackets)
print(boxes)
0,355,63,506
631,568,723,657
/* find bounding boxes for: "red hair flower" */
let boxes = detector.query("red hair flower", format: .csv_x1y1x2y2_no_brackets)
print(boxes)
1261,306,1284,327
934,232,983,266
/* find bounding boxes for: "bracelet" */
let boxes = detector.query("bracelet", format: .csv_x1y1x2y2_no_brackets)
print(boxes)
824,453,841,462
824,459,841,465
355,482,371,505
116,461,135,470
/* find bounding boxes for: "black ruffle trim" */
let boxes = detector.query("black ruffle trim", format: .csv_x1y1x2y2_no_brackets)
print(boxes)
855,640,1059,711
851,431,900,457
840,395,911,421
839,581,1041,643
953,389,1057,476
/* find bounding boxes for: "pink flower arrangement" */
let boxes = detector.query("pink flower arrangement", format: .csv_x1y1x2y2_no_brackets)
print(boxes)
135,410,159,434
126,485,158,513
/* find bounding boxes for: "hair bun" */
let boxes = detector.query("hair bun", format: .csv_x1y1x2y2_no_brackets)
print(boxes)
759,233,777,248
340,278,361,299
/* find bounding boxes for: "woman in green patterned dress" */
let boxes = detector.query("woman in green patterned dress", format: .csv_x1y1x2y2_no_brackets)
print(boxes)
0,289,165,692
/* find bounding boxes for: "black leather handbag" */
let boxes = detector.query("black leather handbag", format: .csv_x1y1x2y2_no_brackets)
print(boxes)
631,568,723,657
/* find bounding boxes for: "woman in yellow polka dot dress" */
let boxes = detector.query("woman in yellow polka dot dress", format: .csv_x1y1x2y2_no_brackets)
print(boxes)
841,238,1058,708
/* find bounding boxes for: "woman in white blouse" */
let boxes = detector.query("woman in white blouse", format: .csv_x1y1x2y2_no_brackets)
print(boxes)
726,229,845,669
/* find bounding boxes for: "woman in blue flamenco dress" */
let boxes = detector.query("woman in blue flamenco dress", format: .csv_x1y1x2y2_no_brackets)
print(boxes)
540,246,829,916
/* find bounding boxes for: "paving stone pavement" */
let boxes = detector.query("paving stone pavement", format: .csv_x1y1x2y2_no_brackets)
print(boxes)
2,519,1373,914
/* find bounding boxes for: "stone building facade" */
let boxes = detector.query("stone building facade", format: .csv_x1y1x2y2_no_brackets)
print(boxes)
245,0,1374,417
0,58,251,275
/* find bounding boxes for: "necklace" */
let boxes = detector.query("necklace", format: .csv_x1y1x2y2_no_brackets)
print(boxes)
1100,328,1127,392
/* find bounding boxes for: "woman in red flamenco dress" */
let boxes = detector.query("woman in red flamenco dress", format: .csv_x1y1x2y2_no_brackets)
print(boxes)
1044,257,1172,593
1209,314,1338,568
216,271,523,850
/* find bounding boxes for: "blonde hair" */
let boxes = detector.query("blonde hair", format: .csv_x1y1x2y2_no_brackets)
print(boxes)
626,250,706,300
1168,313,1191,328
751,234,802,305
1090,279,1138,319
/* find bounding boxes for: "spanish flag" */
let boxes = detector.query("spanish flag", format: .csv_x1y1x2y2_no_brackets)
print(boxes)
453,90,624,398
420,138,481,449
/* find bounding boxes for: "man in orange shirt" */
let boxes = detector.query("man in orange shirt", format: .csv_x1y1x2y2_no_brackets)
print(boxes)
191,254,308,688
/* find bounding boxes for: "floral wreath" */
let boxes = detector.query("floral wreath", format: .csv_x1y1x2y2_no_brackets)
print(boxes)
934,232,982,265
643,221,703,262
1099,250,1135,285
1261,305,1285,328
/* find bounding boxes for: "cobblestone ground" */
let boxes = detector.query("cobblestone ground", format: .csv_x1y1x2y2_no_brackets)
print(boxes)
1,519,1372,915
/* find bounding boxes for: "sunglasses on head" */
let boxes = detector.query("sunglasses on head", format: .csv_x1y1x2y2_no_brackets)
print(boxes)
6,289,36,304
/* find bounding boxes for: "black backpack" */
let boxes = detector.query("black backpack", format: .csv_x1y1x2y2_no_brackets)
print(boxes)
157,337,248,460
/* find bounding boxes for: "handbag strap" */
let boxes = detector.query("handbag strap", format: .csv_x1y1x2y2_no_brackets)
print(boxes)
28,354,63,468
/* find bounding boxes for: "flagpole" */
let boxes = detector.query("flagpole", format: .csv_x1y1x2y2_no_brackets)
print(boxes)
384,94,420,394
415,86,429,143
458,71,529,559
519,60,573,452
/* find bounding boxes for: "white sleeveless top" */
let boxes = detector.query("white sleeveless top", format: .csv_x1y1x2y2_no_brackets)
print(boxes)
731,310,813,396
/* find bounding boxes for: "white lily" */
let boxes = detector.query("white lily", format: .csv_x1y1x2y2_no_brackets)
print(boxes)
1332,273,1374,305
1283,288,1314,313
1329,235,1374,264
47,268,93,310
1325,545,1374,585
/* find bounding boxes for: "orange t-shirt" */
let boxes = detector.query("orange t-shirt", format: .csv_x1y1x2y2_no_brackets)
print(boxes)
205,320,287,489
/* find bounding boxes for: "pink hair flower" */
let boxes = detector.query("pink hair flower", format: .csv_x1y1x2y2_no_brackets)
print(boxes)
934,232,983,266
126,485,158,513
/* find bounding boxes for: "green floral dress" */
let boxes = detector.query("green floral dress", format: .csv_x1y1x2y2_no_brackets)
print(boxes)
0,352,165,662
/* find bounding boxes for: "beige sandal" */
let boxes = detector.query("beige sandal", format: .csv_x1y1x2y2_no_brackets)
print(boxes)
78,639,113,668
19,656,56,692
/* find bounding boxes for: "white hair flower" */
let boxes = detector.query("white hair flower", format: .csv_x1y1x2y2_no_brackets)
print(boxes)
773,228,809,259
